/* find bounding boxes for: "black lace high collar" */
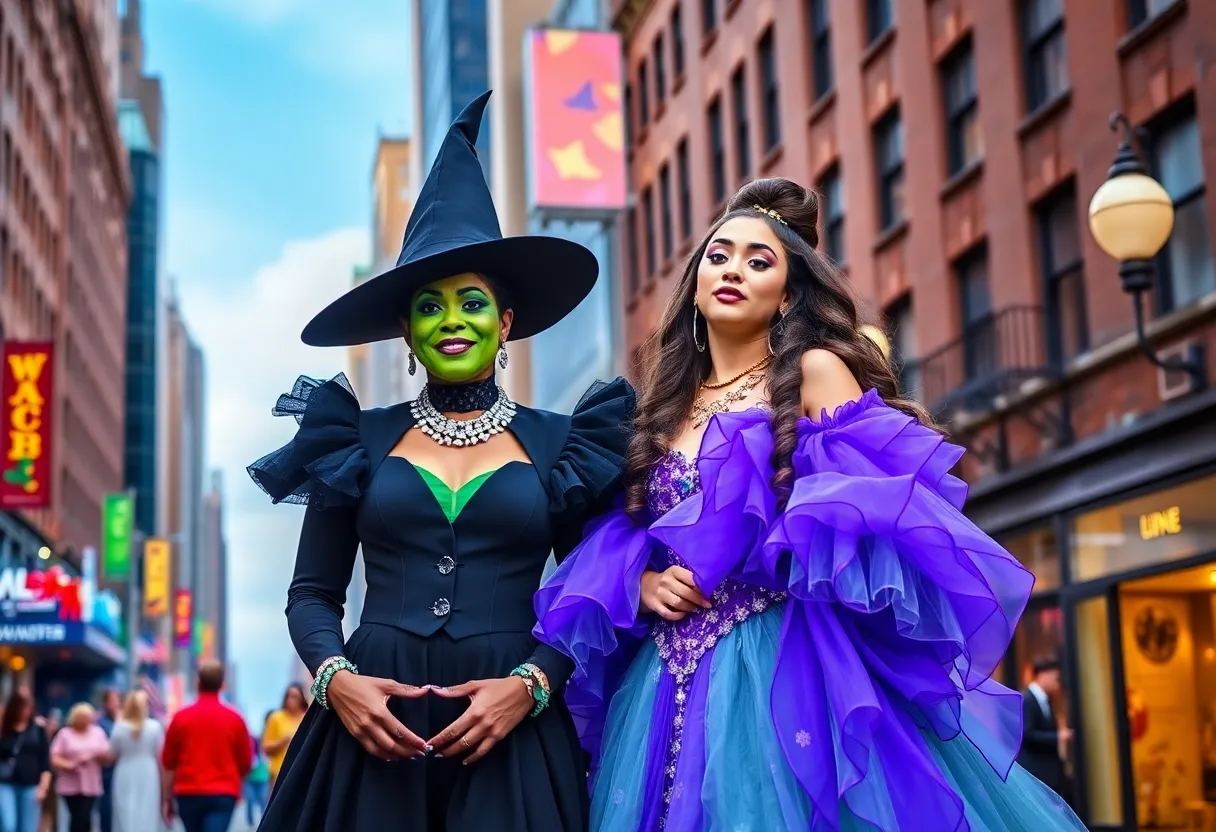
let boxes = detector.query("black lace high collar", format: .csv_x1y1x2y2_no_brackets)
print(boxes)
425,375,499,413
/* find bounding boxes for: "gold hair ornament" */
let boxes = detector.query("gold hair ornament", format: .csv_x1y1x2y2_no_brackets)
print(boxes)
752,205,787,225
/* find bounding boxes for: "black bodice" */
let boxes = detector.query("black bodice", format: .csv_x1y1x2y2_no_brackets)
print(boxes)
248,373,635,688
359,459,555,639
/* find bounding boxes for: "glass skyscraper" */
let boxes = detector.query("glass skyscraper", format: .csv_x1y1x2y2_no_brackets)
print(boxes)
118,100,159,534
418,0,490,178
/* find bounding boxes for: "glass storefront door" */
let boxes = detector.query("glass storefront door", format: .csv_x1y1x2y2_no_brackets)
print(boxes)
1118,562,1216,831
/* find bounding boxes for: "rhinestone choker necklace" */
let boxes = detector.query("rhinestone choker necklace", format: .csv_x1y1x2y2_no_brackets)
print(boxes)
411,380,516,447
425,376,498,413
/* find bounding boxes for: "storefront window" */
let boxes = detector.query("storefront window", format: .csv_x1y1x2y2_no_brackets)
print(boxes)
1003,525,1062,592
1120,562,1216,827
1071,471,1216,583
1076,594,1125,826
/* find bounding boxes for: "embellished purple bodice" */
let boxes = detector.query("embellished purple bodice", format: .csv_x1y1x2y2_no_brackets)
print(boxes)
646,450,786,680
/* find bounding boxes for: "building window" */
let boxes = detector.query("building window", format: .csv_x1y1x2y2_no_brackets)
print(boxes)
638,60,650,128
1036,185,1088,366
1021,0,1068,113
941,38,981,176
809,0,833,100
873,109,905,231
676,138,692,241
623,83,633,151
653,34,667,108
1150,109,1215,310
671,4,686,80
659,162,674,262
957,247,994,381
867,0,894,44
758,28,780,154
887,296,918,397
708,97,726,206
642,186,656,277
730,64,750,180
1127,0,1175,29
626,206,640,295
818,166,844,264
702,0,717,36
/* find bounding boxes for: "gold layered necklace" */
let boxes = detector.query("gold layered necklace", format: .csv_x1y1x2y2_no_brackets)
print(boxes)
691,356,772,428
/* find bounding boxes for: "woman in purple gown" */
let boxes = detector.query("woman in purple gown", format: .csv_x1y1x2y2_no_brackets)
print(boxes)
534,178,1087,831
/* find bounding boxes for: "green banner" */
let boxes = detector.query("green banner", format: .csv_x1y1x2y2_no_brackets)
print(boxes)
102,493,134,580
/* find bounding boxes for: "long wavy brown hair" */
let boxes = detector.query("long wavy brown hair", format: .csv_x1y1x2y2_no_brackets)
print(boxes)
625,177,933,516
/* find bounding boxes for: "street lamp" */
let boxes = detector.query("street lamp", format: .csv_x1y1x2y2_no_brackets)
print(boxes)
1087,112,1206,390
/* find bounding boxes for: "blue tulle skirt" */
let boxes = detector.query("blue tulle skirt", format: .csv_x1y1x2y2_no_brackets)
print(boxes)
592,606,1086,832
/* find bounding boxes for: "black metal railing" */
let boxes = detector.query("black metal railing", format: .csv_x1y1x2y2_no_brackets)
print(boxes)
904,305,1056,420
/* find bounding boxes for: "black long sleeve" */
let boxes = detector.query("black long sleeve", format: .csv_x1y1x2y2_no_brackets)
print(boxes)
1021,695,1058,751
286,503,360,676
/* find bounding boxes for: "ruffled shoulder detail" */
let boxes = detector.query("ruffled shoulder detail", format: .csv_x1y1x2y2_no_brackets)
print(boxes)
548,377,637,520
246,373,370,508
800,387,967,509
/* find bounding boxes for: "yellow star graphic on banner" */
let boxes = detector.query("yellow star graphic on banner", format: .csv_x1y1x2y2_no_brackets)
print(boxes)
600,83,621,103
592,113,623,152
548,141,602,180
546,30,578,55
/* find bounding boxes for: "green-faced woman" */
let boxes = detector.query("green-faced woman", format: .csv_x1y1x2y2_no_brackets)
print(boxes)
246,91,634,831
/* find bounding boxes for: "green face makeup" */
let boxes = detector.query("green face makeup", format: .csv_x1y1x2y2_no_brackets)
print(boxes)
408,273,503,383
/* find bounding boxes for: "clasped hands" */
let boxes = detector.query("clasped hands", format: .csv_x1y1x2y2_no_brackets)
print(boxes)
327,671,534,766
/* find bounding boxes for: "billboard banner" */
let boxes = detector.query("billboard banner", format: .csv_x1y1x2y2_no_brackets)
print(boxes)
525,28,626,216
0,342,54,509
143,539,170,617
102,494,134,581
173,589,192,649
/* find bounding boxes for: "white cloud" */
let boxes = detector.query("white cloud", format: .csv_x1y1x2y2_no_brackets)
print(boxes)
178,226,369,721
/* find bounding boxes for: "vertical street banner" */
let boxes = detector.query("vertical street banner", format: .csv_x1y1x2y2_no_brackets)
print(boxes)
201,622,215,660
102,494,134,581
0,342,54,509
173,589,192,649
142,539,170,617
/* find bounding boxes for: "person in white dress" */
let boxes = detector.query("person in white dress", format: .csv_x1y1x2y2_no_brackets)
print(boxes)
106,692,163,832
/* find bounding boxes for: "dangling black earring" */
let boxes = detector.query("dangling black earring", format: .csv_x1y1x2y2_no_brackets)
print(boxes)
407,349,417,376
498,341,509,370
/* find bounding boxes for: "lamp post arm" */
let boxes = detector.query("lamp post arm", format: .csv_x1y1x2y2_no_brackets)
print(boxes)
1131,290,1207,389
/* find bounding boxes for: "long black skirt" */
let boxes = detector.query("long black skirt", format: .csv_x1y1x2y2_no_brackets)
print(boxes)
259,623,590,831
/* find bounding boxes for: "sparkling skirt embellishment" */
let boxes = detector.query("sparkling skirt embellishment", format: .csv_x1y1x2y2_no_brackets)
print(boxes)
645,451,786,818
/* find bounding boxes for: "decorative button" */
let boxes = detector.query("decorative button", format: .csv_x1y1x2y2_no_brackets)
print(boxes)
431,598,451,617
437,556,456,575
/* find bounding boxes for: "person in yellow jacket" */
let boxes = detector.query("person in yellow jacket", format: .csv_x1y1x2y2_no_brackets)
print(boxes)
260,685,307,791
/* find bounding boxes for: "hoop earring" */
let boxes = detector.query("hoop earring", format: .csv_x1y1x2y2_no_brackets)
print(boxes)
498,341,509,370
407,349,417,376
768,308,788,356
692,301,706,353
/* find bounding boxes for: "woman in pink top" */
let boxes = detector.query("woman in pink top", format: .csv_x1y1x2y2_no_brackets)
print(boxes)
48,704,110,832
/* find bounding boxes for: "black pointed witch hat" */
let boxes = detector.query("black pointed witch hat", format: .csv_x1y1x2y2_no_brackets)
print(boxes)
301,90,598,347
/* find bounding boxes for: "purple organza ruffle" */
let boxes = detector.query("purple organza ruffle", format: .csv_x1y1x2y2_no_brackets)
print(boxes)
532,508,653,755
535,391,1035,831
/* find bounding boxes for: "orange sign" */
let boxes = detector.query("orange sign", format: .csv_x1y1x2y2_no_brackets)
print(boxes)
0,342,54,509
143,539,171,617
173,590,192,648
526,29,626,214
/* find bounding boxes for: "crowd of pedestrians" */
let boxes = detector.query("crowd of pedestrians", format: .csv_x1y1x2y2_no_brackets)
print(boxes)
0,659,302,832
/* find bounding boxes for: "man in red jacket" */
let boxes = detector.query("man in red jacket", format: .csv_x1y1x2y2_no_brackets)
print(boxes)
161,659,252,832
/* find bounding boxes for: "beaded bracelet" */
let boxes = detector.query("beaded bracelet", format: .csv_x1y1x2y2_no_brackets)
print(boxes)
312,657,358,709
509,663,551,718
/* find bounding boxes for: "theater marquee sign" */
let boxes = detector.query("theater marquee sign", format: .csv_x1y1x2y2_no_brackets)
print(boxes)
0,342,54,510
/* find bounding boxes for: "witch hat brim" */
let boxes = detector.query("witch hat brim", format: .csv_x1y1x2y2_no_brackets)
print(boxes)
302,90,598,347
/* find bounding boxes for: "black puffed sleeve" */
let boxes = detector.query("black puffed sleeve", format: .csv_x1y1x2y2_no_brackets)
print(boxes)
530,377,636,692
247,374,369,674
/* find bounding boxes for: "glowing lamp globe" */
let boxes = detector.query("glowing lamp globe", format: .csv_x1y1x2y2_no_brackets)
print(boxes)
1088,172,1174,263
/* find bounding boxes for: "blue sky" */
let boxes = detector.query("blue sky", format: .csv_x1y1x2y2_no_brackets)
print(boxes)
139,0,412,725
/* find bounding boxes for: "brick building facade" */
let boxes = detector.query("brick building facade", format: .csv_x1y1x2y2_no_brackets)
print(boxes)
616,0,1216,826
0,0,129,562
